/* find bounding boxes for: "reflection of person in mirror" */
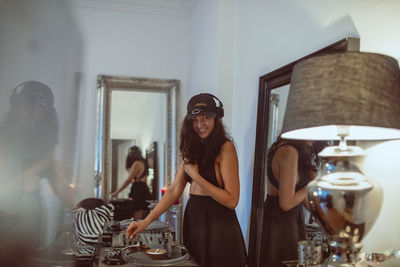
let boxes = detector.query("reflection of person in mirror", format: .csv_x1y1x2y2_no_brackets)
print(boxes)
260,135,328,266
110,145,151,220
126,93,247,267
0,81,77,250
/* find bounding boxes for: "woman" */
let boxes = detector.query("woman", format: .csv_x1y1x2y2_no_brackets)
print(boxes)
126,93,247,267
0,81,76,250
111,146,151,220
260,135,328,266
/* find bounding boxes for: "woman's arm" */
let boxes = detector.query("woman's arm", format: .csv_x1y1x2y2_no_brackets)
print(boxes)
111,161,144,197
0,154,52,194
126,161,187,238
48,154,77,208
184,141,240,209
277,145,307,211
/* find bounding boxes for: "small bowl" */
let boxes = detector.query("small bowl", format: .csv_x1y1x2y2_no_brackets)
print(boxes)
145,248,167,260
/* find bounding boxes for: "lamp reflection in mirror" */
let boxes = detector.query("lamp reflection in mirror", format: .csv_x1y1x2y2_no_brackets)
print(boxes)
281,52,400,266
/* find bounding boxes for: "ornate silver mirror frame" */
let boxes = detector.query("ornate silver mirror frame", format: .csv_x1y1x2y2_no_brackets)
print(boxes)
95,75,180,201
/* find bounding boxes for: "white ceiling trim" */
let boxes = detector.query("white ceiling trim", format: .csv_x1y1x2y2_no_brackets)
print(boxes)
67,0,198,17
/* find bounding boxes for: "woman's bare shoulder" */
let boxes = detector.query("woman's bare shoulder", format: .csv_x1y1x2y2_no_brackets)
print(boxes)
131,160,145,169
220,140,236,153
275,143,298,158
222,140,234,148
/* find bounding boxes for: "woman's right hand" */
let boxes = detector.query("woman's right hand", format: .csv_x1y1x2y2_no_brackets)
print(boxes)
126,220,149,238
110,191,118,198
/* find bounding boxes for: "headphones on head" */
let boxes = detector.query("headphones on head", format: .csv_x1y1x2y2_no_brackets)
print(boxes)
9,82,26,106
129,146,142,156
202,93,224,118
9,81,54,107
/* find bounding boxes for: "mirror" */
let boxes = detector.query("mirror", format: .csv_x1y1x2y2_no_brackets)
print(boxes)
145,141,159,200
95,75,180,202
248,38,360,267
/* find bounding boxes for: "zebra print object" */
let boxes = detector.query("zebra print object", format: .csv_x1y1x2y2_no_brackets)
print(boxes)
74,201,114,246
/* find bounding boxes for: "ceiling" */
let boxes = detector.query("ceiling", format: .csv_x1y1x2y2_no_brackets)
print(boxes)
67,0,198,17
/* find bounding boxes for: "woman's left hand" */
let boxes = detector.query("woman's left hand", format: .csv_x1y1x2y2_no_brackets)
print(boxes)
183,163,199,181
126,220,149,238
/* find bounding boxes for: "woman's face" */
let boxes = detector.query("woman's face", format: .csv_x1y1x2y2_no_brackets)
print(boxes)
19,104,44,130
192,115,215,139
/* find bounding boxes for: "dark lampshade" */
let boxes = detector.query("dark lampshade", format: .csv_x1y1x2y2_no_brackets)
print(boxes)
281,52,400,140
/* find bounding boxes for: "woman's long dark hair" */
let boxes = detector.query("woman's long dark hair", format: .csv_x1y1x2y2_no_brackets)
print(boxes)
180,116,232,167
0,81,58,160
125,146,148,181
267,135,329,183
125,146,145,169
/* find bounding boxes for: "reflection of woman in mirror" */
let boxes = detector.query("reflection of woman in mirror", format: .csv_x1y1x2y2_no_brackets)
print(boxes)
111,146,151,220
260,135,328,266
0,81,76,249
126,93,247,267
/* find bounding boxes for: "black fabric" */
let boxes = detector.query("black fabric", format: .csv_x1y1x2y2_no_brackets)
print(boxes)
77,197,107,210
129,181,151,211
135,159,149,180
260,195,305,267
128,159,151,211
183,195,247,267
183,157,220,187
267,144,309,191
183,172,193,183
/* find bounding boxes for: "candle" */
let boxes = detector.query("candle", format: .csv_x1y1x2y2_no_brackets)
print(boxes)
161,187,179,204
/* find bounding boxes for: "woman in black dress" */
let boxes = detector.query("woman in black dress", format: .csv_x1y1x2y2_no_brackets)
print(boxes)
0,81,77,241
126,93,247,267
260,135,328,266
111,146,151,220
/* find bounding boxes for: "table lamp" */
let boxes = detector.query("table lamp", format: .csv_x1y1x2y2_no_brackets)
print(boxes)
281,52,400,266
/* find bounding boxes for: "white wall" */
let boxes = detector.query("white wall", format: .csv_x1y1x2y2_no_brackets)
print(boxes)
360,140,400,256
186,0,219,101
186,0,235,130
231,0,400,257
69,6,190,199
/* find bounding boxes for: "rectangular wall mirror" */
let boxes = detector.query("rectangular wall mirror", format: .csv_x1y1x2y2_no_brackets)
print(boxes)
95,75,180,202
248,37,360,267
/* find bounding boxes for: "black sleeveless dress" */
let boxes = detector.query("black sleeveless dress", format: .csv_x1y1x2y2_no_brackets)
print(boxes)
260,144,308,267
129,159,151,212
183,156,247,267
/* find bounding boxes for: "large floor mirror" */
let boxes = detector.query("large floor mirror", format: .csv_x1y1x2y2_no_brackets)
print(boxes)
248,37,360,267
95,75,180,202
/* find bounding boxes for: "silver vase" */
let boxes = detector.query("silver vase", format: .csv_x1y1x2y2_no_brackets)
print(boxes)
307,146,383,266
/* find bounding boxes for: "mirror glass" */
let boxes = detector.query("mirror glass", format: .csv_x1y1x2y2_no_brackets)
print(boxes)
110,91,165,199
267,85,290,148
248,38,360,267
264,85,290,198
95,76,179,202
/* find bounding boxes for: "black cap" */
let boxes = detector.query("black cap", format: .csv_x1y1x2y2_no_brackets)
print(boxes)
186,93,224,118
128,146,142,156
10,81,54,107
